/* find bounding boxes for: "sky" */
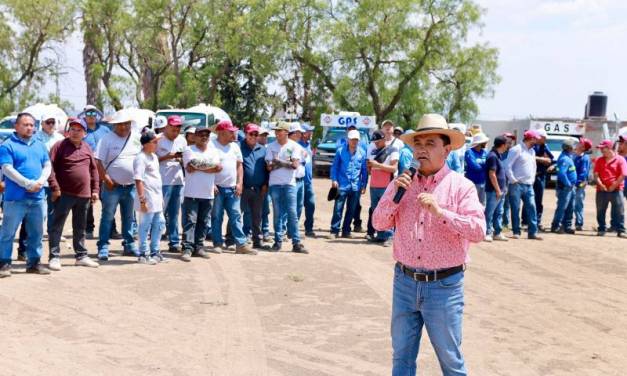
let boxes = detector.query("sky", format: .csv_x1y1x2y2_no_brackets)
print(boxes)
48,0,627,121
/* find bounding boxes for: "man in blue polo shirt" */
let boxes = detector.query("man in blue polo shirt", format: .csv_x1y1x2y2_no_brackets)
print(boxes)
0,113,52,277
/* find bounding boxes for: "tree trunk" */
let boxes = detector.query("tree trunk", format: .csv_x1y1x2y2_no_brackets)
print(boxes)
82,29,102,108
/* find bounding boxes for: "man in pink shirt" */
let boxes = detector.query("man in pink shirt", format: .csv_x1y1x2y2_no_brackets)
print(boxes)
373,114,485,376
593,140,627,237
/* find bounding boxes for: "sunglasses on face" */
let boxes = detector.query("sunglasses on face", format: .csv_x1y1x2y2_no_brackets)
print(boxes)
85,111,97,116
44,120,55,125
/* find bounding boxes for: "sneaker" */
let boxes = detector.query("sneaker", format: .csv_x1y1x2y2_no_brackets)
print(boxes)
292,243,308,254
26,264,51,275
528,235,543,240
353,226,364,233
75,256,99,268
97,251,109,261
122,249,138,257
181,250,192,262
365,234,377,242
252,242,271,251
597,231,606,237
381,239,393,247
146,256,158,265
332,233,340,239
305,231,316,238
511,234,521,239
550,227,561,234
137,256,148,264
153,253,169,263
235,244,258,255
494,234,509,241
618,232,627,238
48,257,62,271
192,249,211,259
208,246,223,254
484,235,493,242
271,242,282,252
0,264,11,278
575,226,583,231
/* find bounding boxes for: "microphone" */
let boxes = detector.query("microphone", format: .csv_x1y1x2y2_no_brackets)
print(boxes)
393,159,420,204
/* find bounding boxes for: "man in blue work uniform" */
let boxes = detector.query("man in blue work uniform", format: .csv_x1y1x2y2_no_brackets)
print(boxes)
550,139,577,234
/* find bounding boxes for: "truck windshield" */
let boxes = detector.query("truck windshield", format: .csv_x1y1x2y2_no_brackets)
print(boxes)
157,112,207,128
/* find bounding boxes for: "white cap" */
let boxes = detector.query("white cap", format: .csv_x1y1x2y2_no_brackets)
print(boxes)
288,122,304,134
536,128,547,138
154,115,167,129
347,130,360,140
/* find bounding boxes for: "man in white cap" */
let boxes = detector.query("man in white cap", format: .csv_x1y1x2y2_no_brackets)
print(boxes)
330,129,368,238
373,113,485,375
464,132,490,205
288,122,307,232
95,111,142,260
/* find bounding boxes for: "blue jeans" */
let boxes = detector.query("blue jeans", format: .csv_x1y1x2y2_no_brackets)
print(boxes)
509,183,538,237
0,199,45,267
330,189,360,235
502,184,513,227
368,187,393,241
212,187,247,247
262,192,271,237
475,183,486,206
534,174,546,224
295,178,305,220
484,191,504,236
269,185,300,244
303,181,316,233
574,186,586,227
138,211,165,257
391,264,467,375
162,185,183,247
182,197,213,252
551,186,575,230
596,191,625,233
97,185,137,256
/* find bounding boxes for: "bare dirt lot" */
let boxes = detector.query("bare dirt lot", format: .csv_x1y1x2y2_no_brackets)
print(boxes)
1,178,626,375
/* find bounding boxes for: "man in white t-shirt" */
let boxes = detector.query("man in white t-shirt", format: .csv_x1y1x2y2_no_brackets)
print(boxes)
265,121,307,253
210,120,256,255
156,115,186,252
366,130,399,246
181,126,222,261
95,111,142,260
288,123,306,232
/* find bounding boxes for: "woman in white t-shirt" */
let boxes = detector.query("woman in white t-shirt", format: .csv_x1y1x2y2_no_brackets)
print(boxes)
134,130,165,264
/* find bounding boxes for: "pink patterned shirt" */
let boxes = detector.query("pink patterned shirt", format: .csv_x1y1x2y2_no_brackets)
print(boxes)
372,165,486,270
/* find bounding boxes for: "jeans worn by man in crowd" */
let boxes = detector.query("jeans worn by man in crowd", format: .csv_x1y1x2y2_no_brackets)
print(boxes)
484,191,505,236
240,186,266,246
330,189,360,236
97,185,138,258
551,186,575,232
596,191,625,235
0,199,46,268
212,186,248,248
367,187,393,241
162,184,183,249
182,197,213,253
269,185,300,245
509,183,539,238
48,195,91,260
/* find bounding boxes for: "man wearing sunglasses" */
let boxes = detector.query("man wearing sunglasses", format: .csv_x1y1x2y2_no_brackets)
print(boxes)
79,105,111,239
156,115,187,253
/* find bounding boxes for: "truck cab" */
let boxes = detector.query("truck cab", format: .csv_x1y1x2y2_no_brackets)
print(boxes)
313,112,376,176
529,119,584,184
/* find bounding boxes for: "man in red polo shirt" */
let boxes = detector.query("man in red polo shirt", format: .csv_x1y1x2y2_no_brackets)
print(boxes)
593,140,627,237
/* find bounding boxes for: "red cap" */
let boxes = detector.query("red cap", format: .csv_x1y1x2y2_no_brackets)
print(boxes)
244,123,260,133
213,119,238,132
579,137,593,151
503,132,516,141
167,115,183,126
523,130,542,140
597,140,614,149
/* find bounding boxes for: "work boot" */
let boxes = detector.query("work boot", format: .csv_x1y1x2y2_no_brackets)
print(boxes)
26,264,51,275
292,243,308,254
235,244,258,255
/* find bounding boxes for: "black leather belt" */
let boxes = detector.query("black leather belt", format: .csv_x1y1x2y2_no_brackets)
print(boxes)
397,262,465,282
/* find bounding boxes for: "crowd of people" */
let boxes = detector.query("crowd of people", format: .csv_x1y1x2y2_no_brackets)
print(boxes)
0,104,626,279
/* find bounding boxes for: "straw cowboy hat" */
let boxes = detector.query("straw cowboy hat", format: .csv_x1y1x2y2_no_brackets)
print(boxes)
469,132,490,147
399,114,466,150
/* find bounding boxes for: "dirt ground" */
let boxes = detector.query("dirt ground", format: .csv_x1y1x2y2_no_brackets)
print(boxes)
0,177,626,376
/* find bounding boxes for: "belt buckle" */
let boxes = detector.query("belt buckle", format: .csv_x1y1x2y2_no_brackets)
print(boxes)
413,272,428,282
